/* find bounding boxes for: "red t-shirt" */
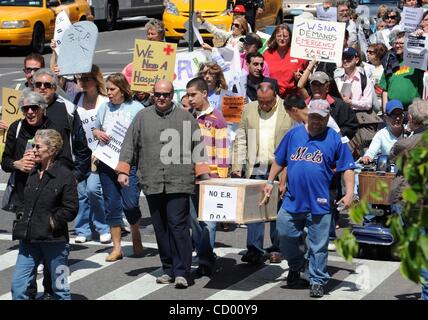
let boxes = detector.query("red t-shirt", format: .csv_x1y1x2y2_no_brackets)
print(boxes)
263,49,307,96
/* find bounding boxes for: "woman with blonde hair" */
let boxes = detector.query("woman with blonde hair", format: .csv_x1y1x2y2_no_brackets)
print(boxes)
197,62,228,110
69,64,111,244
93,73,145,261
196,11,248,52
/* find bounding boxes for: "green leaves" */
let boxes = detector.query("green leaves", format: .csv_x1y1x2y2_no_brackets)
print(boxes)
335,229,359,264
349,200,369,225
403,188,418,204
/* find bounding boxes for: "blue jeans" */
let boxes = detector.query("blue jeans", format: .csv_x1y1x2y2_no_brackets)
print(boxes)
189,194,217,268
11,242,71,300
246,173,279,254
422,268,428,300
75,173,110,238
98,162,141,226
277,208,331,286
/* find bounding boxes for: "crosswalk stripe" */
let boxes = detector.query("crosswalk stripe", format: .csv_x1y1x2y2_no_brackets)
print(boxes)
0,250,18,272
97,247,244,300
0,246,135,300
322,259,400,300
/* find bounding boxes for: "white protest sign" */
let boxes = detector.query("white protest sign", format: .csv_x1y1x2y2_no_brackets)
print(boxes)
53,11,72,55
291,17,346,64
200,185,238,221
92,116,131,169
77,108,98,151
403,34,428,71
316,6,337,22
57,21,98,75
192,12,204,45
381,29,392,50
423,72,428,100
173,49,208,101
402,7,424,32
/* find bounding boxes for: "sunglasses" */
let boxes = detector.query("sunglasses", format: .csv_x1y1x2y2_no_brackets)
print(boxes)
23,67,40,74
35,82,54,89
21,105,41,112
386,15,397,19
153,92,172,98
342,56,355,61
367,50,376,54
32,143,46,150
232,23,241,28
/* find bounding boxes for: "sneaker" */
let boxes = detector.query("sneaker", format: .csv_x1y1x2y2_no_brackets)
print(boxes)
37,264,44,274
99,233,111,244
309,283,324,298
75,236,88,243
328,242,336,251
156,274,174,284
197,264,213,277
286,270,301,288
174,276,188,289
121,217,131,233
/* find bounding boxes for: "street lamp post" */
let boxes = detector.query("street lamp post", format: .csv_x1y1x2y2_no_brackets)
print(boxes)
189,0,194,52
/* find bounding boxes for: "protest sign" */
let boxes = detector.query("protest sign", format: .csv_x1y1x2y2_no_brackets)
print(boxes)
173,49,208,101
92,116,131,169
77,108,98,151
192,12,204,45
403,34,428,71
1,88,22,145
131,39,177,92
290,17,346,64
402,7,424,32
256,31,270,54
53,10,72,55
222,96,244,123
57,21,98,75
316,6,337,22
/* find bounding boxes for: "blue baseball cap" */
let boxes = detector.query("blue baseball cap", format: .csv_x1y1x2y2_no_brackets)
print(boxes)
386,99,404,115
342,47,358,59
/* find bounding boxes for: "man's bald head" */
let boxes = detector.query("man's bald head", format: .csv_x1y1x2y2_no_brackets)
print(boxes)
154,80,174,93
153,80,174,111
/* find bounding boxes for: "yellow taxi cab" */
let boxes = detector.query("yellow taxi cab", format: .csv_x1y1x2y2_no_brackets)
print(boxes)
163,0,283,42
0,0,93,53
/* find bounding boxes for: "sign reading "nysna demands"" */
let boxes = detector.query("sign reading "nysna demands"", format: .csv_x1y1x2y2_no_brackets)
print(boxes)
291,17,346,65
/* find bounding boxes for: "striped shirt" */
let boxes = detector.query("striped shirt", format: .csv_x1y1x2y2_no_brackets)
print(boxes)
193,105,229,178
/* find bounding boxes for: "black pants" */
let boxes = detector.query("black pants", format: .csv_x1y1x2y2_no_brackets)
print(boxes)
27,262,53,299
146,192,192,280
245,7,256,31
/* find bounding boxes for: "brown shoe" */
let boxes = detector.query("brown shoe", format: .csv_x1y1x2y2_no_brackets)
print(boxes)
105,250,123,262
269,252,282,264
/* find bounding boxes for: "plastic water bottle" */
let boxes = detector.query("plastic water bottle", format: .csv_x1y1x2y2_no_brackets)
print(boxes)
25,139,34,151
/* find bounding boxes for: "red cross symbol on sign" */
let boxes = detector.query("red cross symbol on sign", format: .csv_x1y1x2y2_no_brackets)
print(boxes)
163,44,175,55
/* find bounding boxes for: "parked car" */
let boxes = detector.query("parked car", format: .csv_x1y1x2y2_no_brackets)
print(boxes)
163,0,283,42
0,0,93,53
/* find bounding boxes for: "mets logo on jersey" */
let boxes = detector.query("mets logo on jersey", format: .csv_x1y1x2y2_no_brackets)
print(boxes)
290,147,323,163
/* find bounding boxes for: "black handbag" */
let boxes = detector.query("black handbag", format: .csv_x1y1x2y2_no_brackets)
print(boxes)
1,172,16,212
12,214,28,241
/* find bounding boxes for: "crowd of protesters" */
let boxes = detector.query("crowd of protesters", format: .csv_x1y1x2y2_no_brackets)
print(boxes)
1,0,427,300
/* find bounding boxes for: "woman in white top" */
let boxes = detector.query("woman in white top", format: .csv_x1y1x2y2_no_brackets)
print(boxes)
196,10,248,53
68,65,111,245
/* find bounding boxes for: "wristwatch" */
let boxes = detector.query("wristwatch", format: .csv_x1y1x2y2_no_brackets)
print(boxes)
266,180,274,185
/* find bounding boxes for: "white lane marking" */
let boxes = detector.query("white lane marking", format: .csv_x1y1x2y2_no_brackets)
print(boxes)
97,247,243,300
0,250,18,272
95,49,112,53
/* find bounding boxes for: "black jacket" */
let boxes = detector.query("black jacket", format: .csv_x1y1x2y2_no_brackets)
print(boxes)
329,97,358,141
46,96,92,181
12,161,78,243
1,117,71,212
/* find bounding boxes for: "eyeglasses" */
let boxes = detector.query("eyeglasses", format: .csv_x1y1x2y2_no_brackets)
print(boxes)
395,42,405,46
153,92,172,98
21,105,41,113
367,50,376,54
34,82,54,89
232,23,241,29
23,67,40,74
388,112,404,118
